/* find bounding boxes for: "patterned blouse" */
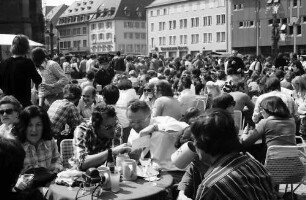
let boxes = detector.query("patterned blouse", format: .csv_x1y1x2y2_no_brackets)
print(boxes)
22,139,63,174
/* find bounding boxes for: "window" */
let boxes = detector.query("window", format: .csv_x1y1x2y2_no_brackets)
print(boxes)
135,33,140,39
217,15,221,25
129,33,133,39
151,38,154,48
293,0,297,7
141,33,146,39
221,14,226,24
91,23,96,30
203,33,208,43
135,22,140,28
216,32,225,42
159,37,162,45
191,17,199,27
151,23,154,31
180,35,184,44
184,35,187,44
191,34,199,44
173,36,176,45
91,34,96,41
106,22,112,28
157,9,160,16
150,10,153,17
99,33,104,40
106,33,112,40
124,32,128,39
163,8,168,15
179,19,187,28
159,22,165,31
204,16,212,26
221,32,225,42
169,20,176,29
98,22,104,29
208,33,212,43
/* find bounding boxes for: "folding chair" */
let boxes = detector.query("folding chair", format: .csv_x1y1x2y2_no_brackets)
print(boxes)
60,139,74,169
265,144,306,198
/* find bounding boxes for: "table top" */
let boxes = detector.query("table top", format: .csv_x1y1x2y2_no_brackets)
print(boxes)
46,171,173,200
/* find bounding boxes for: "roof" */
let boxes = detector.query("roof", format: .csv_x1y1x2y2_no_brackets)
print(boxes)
147,0,196,8
44,6,55,16
91,0,154,22
60,0,102,17
46,4,68,21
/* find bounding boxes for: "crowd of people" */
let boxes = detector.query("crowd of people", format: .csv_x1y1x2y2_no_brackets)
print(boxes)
0,34,306,200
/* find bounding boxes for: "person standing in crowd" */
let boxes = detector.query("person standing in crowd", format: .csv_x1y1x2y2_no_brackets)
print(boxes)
191,108,276,200
94,56,115,89
80,70,95,90
62,56,72,81
86,54,98,73
110,51,126,74
79,55,87,78
0,34,42,108
150,53,160,71
31,47,69,109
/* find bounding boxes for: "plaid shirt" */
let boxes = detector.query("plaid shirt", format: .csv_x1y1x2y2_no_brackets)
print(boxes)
73,121,113,169
195,153,276,200
22,139,63,174
48,99,83,137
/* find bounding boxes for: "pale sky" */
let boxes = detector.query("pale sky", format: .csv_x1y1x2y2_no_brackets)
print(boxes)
46,0,76,6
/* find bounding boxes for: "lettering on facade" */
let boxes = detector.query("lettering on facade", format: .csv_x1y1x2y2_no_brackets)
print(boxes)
160,46,188,51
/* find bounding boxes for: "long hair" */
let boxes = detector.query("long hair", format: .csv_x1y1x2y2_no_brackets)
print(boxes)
260,96,290,118
13,105,52,143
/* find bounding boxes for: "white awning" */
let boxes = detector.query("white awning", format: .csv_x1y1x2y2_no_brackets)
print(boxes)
0,34,44,46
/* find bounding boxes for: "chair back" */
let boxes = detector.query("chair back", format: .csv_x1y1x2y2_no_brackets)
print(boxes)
232,110,243,130
265,145,306,185
60,139,74,169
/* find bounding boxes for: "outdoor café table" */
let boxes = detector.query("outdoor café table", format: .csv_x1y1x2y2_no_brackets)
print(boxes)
46,171,173,200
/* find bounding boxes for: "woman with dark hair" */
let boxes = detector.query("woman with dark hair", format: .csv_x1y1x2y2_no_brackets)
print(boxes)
241,96,296,161
152,80,182,120
13,105,63,174
0,95,23,139
292,60,305,76
0,35,42,108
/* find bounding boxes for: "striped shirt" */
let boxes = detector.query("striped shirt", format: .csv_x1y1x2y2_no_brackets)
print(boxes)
195,153,277,200
22,139,63,174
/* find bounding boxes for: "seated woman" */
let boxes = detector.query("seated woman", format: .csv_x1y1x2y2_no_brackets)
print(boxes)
13,105,63,190
152,80,182,120
240,96,296,162
0,95,23,139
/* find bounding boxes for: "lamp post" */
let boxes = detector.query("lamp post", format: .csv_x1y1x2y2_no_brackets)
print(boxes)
267,1,280,60
49,22,55,57
57,37,60,55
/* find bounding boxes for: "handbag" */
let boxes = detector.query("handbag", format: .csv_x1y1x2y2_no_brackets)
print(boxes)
24,167,57,188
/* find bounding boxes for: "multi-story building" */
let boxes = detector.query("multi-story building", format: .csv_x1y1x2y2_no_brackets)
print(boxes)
44,4,68,55
147,0,230,58
89,0,154,55
57,0,102,55
232,0,306,56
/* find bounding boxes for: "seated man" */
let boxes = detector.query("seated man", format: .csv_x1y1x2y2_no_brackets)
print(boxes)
126,100,189,171
191,108,276,200
74,104,131,171
77,85,104,119
48,84,83,147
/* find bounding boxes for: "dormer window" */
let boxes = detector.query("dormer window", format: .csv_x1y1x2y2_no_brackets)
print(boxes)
69,9,72,13
136,7,142,17
102,8,108,17
83,2,87,5
77,3,81,6
81,7,85,11
124,7,131,17
87,6,91,10
89,1,93,4
75,8,78,12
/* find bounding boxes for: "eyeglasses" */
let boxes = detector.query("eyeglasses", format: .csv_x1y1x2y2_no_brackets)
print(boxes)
101,123,117,130
143,89,152,92
0,108,15,115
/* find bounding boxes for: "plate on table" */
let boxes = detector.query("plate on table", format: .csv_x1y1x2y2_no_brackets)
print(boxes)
136,165,159,178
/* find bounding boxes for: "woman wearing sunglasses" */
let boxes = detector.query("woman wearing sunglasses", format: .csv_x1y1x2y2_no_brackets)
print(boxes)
139,83,156,109
0,95,22,139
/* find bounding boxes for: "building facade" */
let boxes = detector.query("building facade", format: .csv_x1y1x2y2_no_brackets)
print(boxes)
89,0,153,55
0,0,44,43
232,0,306,56
147,0,229,58
57,0,102,55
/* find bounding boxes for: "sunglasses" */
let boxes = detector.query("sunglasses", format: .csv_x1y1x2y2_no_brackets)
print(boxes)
143,89,152,92
101,123,117,130
0,108,15,115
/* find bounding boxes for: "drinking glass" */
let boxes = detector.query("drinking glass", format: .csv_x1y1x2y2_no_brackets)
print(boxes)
110,168,120,193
